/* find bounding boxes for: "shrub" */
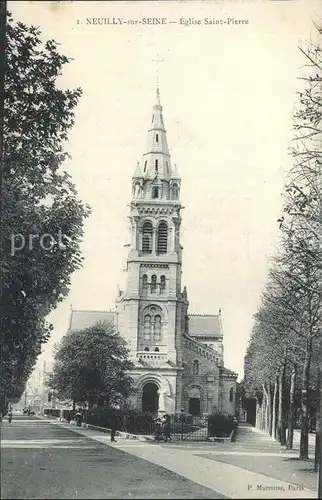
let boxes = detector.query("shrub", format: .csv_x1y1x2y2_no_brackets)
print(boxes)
83,407,156,435
207,413,238,437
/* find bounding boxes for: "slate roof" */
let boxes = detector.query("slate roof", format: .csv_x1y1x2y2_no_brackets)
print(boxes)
69,310,117,332
68,310,223,340
188,314,223,338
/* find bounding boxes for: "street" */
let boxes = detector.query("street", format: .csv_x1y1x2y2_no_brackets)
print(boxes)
0,415,223,499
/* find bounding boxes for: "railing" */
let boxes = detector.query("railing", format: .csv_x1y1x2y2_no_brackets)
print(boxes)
44,407,237,442
137,352,168,367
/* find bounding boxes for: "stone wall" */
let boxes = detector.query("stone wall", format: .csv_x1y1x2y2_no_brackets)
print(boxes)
220,375,237,416
181,339,221,414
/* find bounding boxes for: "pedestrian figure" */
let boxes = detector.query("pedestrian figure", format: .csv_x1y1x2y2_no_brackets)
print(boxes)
110,408,117,442
163,414,172,442
75,409,82,427
8,409,13,424
154,418,162,441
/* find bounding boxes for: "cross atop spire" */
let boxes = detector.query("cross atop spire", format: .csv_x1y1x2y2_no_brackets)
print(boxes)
156,79,161,106
152,56,164,107
156,75,161,106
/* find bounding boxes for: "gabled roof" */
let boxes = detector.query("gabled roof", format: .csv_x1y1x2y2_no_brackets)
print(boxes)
69,310,117,332
188,314,223,338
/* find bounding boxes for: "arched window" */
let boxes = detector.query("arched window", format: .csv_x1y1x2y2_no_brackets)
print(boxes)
154,315,161,341
157,222,168,254
229,387,234,403
144,315,151,341
160,275,166,293
154,347,159,352
141,305,163,344
142,221,152,253
142,274,148,295
144,347,149,352
152,186,159,199
193,360,199,375
151,275,157,293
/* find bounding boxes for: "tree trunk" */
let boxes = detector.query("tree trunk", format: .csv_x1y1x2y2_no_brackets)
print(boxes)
72,398,76,417
268,384,273,436
262,386,267,433
257,398,263,431
315,333,322,473
263,384,272,435
272,378,278,439
300,343,312,459
315,402,321,472
286,364,296,450
277,358,287,446
255,398,262,429
260,398,265,431
262,391,267,432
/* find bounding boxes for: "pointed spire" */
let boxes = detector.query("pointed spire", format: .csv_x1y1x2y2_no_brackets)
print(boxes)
133,161,143,179
171,163,180,179
141,85,171,181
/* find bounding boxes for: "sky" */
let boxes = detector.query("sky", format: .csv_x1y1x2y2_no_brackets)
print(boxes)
9,0,321,379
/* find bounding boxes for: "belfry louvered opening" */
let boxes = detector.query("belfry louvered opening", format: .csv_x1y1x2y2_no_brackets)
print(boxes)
142,221,153,254
157,222,168,254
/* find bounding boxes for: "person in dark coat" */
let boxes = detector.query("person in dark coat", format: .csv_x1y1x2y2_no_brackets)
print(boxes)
163,414,172,442
75,409,82,426
154,418,162,441
110,408,118,442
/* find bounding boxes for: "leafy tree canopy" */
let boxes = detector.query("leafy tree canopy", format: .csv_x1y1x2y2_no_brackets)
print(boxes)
1,13,90,403
48,322,135,408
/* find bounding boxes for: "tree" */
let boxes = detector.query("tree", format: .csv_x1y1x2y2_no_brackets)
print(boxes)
47,322,135,409
244,256,320,452
244,28,321,461
0,13,90,406
280,29,322,459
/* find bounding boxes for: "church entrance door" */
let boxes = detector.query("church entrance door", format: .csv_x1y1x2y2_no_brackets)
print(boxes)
142,382,159,414
189,397,200,416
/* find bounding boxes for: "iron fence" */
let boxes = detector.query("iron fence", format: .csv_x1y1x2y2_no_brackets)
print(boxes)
43,408,237,441
164,414,220,441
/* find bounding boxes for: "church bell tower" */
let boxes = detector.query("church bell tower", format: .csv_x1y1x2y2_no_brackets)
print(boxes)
118,85,187,375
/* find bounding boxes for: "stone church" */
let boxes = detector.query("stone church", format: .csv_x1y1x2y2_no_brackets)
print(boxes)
69,87,237,417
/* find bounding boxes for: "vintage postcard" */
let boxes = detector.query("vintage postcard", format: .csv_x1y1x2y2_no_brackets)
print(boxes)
1,0,321,499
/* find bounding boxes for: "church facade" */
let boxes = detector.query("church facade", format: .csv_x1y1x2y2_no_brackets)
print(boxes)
69,87,237,417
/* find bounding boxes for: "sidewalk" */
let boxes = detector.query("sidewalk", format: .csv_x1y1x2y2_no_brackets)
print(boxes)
42,417,318,499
